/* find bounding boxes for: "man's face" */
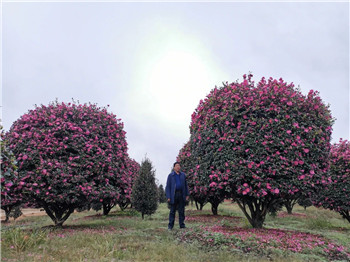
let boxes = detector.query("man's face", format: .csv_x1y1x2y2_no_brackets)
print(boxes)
174,163,181,173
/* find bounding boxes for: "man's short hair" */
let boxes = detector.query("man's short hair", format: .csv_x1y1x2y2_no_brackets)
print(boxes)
173,161,180,167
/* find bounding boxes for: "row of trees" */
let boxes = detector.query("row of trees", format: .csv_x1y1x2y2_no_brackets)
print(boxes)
2,75,348,229
1,101,165,225
177,74,349,228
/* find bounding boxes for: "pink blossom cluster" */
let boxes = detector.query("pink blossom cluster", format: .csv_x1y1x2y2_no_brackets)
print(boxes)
116,157,140,209
5,101,132,225
185,210,241,223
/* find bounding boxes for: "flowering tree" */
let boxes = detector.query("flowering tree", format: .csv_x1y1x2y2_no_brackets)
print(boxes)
313,139,350,223
1,129,22,222
189,74,333,228
297,195,313,210
5,101,129,226
177,141,227,215
177,141,208,211
79,157,140,215
116,157,140,211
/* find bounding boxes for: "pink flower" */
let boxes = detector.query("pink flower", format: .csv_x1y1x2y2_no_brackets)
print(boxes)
5,182,13,187
274,188,280,194
287,101,293,106
286,130,292,134
303,148,309,153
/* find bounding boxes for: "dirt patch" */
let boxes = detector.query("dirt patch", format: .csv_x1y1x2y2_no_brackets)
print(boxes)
0,208,47,222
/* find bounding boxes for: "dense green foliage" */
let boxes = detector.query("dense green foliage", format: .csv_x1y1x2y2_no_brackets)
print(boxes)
158,184,167,203
131,157,158,219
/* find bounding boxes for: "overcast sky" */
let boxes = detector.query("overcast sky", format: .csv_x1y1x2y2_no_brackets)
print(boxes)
2,1,349,186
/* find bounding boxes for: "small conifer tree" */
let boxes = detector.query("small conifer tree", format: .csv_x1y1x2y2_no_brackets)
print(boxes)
131,157,158,219
158,184,167,203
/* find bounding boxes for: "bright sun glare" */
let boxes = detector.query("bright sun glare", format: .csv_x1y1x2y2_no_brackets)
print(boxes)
148,50,211,122
131,26,227,138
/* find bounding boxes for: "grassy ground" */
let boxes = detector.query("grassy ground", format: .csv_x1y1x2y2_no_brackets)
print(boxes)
1,202,349,262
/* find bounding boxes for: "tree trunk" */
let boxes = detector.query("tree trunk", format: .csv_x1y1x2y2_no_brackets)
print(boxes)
103,203,114,216
211,202,219,215
42,203,75,227
119,202,129,211
142,212,144,219
285,202,293,214
4,206,11,222
236,199,273,229
340,210,350,223
284,199,297,214
285,202,293,215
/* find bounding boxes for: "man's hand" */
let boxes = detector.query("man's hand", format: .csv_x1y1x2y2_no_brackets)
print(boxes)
186,196,189,201
167,198,170,202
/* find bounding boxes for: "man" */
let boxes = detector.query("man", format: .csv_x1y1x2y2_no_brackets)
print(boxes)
165,162,190,230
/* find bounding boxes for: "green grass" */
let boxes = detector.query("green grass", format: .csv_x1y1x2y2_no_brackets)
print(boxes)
1,202,349,262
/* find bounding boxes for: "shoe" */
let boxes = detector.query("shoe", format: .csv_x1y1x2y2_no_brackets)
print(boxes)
180,226,186,229
168,228,173,231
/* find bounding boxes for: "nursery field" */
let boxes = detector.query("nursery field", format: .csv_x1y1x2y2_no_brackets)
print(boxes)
1,201,349,262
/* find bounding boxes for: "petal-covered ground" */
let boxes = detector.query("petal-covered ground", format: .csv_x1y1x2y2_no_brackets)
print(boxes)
179,212,350,261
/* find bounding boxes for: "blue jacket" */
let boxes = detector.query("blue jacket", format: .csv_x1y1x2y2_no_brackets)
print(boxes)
165,171,189,204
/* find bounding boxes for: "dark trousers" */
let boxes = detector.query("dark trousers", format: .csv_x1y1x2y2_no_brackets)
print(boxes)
168,191,185,229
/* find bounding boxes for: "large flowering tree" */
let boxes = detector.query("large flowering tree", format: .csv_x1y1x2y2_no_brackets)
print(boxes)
189,74,333,228
1,128,22,222
177,141,226,214
313,139,350,223
5,101,129,226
